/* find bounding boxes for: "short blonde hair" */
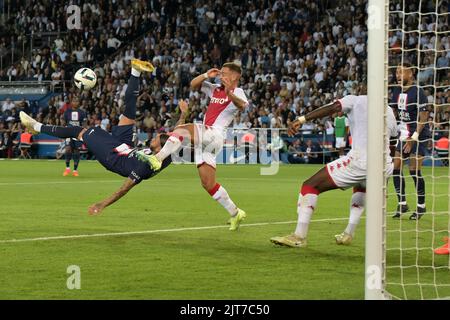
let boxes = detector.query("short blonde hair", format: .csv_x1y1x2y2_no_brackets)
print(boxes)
222,61,242,75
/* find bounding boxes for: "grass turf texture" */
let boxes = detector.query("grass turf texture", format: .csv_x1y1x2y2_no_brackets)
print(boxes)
0,160,448,299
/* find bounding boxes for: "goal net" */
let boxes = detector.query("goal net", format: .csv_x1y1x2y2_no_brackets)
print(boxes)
383,0,450,300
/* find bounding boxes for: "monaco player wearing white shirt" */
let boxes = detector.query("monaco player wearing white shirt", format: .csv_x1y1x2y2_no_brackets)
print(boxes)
271,90,399,248
149,62,249,231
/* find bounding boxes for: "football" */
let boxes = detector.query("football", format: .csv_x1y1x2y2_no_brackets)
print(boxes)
73,67,97,90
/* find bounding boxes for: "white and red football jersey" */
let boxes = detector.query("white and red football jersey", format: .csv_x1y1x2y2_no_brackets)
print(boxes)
338,95,398,164
201,81,248,130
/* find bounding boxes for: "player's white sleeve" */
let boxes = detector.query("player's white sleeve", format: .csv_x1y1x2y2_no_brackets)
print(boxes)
345,117,349,127
338,95,357,114
232,87,249,107
386,106,398,138
200,81,215,98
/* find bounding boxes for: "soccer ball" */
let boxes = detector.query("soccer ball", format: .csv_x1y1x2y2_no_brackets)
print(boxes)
74,67,97,90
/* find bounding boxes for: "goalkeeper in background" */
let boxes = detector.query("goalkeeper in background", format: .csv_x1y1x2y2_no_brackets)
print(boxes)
391,63,430,220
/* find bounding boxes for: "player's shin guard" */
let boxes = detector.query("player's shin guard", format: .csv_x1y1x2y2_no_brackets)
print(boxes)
156,133,183,161
393,169,406,204
410,170,425,207
123,74,139,120
344,188,366,236
294,185,319,239
208,183,238,216
41,125,84,139
73,151,80,171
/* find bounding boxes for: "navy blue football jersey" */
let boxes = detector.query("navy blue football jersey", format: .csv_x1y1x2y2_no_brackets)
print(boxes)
82,126,171,184
391,85,430,140
108,144,172,184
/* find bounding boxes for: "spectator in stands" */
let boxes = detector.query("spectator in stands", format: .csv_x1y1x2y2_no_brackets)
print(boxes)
300,139,322,164
288,138,303,164
2,98,15,113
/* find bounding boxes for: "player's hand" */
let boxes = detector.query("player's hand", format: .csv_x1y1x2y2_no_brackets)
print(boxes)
222,77,233,95
206,68,220,78
403,140,412,154
288,120,302,137
88,202,105,216
178,99,189,114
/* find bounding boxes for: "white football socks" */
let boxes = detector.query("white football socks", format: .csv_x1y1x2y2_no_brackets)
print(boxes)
156,135,182,161
294,191,318,239
344,191,365,236
209,184,238,216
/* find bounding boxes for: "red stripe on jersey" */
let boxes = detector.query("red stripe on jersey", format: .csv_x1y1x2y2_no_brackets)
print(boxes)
205,87,233,126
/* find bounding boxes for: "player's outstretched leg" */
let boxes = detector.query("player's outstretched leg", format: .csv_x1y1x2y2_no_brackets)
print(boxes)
335,187,365,245
147,125,195,171
270,166,337,248
20,112,85,139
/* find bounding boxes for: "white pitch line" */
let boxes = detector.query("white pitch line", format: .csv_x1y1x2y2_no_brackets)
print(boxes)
0,180,123,186
0,217,349,244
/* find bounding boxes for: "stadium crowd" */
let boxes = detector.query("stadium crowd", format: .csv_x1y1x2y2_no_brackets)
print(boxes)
0,0,448,160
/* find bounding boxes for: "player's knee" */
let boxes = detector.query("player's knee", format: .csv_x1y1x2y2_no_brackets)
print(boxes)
302,177,318,190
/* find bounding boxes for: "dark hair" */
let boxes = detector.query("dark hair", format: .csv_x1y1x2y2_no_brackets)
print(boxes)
159,133,170,148
222,62,242,75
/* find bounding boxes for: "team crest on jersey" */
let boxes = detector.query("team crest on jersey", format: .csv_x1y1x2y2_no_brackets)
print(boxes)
397,93,408,111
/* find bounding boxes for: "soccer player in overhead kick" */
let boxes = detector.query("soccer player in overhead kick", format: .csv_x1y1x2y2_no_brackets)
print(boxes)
145,62,249,231
62,95,86,177
20,59,184,215
391,63,430,220
270,89,398,247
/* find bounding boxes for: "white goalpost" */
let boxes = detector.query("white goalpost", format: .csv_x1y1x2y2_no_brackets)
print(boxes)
366,0,450,300
366,0,388,300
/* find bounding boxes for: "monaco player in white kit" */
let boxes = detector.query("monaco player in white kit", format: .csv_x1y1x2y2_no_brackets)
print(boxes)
271,89,398,247
148,62,249,231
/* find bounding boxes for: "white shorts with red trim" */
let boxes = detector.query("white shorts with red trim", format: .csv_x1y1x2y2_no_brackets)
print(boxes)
194,123,224,169
326,154,394,189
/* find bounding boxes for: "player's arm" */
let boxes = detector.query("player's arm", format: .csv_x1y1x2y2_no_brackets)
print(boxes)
227,89,247,110
412,88,429,141
221,78,248,110
288,101,341,136
88,178,136,215
415,110,429,139
190,68,220,90
403,109,429,154
175,99,189,126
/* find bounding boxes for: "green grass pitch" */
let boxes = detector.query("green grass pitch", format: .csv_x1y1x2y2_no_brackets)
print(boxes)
0,160,448,299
